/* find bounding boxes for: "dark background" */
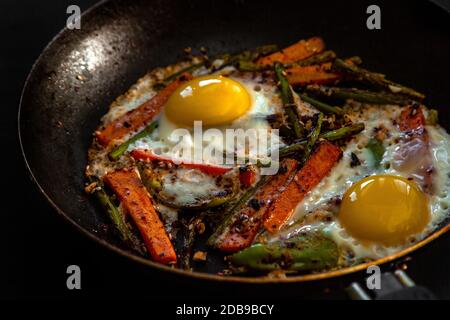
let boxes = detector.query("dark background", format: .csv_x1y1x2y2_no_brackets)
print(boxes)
2,0,450,300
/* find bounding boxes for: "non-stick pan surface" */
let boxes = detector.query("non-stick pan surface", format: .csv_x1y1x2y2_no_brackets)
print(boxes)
19,0,450,282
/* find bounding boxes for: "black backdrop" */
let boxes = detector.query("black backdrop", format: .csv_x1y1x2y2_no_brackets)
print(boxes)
2,0,450,300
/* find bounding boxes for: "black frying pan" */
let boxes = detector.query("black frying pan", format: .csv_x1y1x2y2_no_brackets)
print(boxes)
18,0,450,284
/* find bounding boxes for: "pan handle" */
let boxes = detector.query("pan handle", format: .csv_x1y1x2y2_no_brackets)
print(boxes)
346,270,436,300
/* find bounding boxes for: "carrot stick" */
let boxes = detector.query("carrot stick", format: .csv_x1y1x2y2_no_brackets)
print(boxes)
103,169,177,264
286,63,340,86
257,37,325,65
214,159,299,253
130,149,232,176
286,57,359,87
263,141,342,233
96,74,192,146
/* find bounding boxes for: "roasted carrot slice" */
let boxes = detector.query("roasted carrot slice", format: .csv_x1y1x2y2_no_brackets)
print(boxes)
103,169,177,264
286,57,358,86
263,141,342,233
215,159,299,253
286,64,340,86
96,74,192,146
130,149,232,176
257,37,325,65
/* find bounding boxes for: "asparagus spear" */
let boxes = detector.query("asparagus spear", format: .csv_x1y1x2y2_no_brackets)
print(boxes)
109,121,158,161
366,138,385,168
306,85,411,105
289,50,337,67
229,233,339,272
154,45,277,89
231,44,279,63
236,60,267,72
320,122,365,141
206,175,270,247
300,94,344,115
216,44,279,72
274,62,304,139
303,112,323,161
93,184,146,255
179,216,198,270
279,123,365,157
153,61,205,90
332,58,425,101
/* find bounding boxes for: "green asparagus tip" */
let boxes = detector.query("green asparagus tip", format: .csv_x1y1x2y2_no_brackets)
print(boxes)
109,121,158,161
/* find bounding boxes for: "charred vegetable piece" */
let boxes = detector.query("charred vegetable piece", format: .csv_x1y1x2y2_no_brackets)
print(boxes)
230,233,339,272
300,94,343,115
207,173,273,248
154,62,205,90
257,37,325,65
366,138,385,168
303,112,324,162
274,62,304,138
96,74,192,147
320,122,365,141
237,50,336,72
231,44,279,63
332,58,425,101
306,85,411,105
209,159,299,253
279,123,365,158
109,121,158,161
236,60,266,72
285,56,360,87
93,183,146,255
264,141,342,233
179,215,206,270
289,50,337,67
286,64,341,87
103,169,177,264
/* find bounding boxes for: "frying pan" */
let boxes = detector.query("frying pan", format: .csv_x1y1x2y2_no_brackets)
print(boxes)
18,0,450,284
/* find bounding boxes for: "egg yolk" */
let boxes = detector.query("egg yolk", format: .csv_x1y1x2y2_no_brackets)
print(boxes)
338,175,429,246
164,75,251,127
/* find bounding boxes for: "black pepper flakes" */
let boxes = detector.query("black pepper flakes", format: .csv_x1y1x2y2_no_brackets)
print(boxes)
248,198,261,211
350,152,361,167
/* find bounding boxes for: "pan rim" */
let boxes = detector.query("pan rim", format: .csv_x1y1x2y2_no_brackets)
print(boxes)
17,0,450,284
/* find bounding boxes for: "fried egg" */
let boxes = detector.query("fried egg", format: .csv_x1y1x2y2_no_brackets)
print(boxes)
274,103,450,263
128,73,285,166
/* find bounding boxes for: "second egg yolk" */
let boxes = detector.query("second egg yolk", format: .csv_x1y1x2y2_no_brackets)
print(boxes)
338,175,429,246
164,75,251,127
